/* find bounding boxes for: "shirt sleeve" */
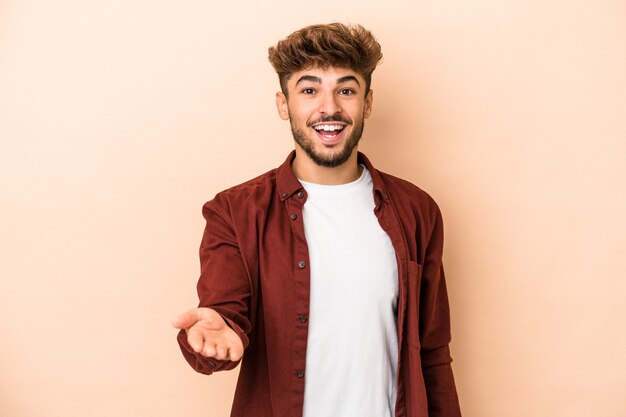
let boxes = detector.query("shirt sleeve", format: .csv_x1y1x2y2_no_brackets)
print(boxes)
177,200,252,375
419,206,462,416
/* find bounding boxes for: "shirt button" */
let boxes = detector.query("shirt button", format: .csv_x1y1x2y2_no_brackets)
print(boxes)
281,192,287,198
296,191,304,199
298,261,306,269
296,370,305,378
290,213,298,220
297,315,308,323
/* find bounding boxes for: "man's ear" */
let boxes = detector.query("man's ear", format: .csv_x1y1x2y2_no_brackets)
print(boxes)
364,89,374,119
276,92,289,120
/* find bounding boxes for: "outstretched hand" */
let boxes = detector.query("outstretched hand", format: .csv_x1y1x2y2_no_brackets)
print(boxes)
172,308,244,362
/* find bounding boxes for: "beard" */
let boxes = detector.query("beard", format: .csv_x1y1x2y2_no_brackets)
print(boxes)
290,113,365,168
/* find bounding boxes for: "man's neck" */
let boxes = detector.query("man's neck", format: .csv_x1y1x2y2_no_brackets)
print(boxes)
291,148,362,185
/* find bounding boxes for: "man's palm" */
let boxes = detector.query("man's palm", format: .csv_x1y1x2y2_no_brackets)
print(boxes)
172,307,244,361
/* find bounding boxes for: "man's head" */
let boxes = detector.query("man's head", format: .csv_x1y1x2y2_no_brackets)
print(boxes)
268,24,383,168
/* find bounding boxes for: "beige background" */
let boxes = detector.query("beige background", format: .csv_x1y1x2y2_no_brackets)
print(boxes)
1,1,625,416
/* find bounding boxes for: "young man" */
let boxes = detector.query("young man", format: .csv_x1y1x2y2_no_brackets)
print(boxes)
172,23,462,417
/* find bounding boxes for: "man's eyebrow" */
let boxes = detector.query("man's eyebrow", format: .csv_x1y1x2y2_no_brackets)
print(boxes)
337,75,360,86
295,75,322,86
294,75,361,87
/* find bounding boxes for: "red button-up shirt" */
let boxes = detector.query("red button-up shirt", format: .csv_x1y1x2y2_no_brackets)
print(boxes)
177,152,462,417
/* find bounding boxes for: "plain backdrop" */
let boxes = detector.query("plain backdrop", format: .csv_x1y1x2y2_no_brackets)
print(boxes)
1,1,625,416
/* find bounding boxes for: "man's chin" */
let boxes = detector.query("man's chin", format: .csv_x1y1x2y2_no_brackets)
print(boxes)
292,126,361,168
306,146,355,168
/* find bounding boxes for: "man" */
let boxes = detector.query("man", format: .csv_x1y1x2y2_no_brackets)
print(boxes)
172,23,461,417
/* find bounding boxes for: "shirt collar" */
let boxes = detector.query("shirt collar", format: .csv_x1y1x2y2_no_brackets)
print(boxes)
276,150,390,204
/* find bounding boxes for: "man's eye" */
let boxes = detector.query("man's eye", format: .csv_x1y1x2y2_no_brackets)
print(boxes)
302,88,316,94
339,88,355,95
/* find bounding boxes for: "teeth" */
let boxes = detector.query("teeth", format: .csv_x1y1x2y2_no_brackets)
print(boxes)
314,124,344,132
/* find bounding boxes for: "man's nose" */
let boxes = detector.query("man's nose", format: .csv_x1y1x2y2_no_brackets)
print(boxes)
318,92,341,115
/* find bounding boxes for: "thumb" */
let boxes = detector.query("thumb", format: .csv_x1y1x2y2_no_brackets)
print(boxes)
171,308,203,329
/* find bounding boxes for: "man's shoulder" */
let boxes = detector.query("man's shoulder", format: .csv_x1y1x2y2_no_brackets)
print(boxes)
376,169,441,220
378,170,438,205
203,168,279,218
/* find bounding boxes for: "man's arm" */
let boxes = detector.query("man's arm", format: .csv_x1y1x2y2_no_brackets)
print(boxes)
173,200,253,375
420,206,462,416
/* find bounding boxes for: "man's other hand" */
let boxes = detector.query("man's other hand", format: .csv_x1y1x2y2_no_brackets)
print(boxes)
172,308,244,362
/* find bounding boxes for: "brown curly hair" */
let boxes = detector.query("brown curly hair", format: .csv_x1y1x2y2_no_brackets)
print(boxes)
268,23,383,96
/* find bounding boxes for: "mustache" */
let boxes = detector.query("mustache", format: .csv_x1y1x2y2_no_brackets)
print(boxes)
308,114,352,126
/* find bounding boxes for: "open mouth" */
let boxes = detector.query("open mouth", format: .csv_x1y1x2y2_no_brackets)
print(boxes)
312,124,346,143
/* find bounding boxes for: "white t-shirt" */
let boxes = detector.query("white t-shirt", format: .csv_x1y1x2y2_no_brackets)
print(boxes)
300,166,399,417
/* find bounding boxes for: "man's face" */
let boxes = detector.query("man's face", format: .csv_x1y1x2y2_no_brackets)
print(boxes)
276,67,373,168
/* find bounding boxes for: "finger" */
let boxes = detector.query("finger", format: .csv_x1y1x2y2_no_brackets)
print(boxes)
171,311,195,329
229,345,243,362
202,342,217,358
186,326,204,353
215,345,229,361
172,308,207,329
